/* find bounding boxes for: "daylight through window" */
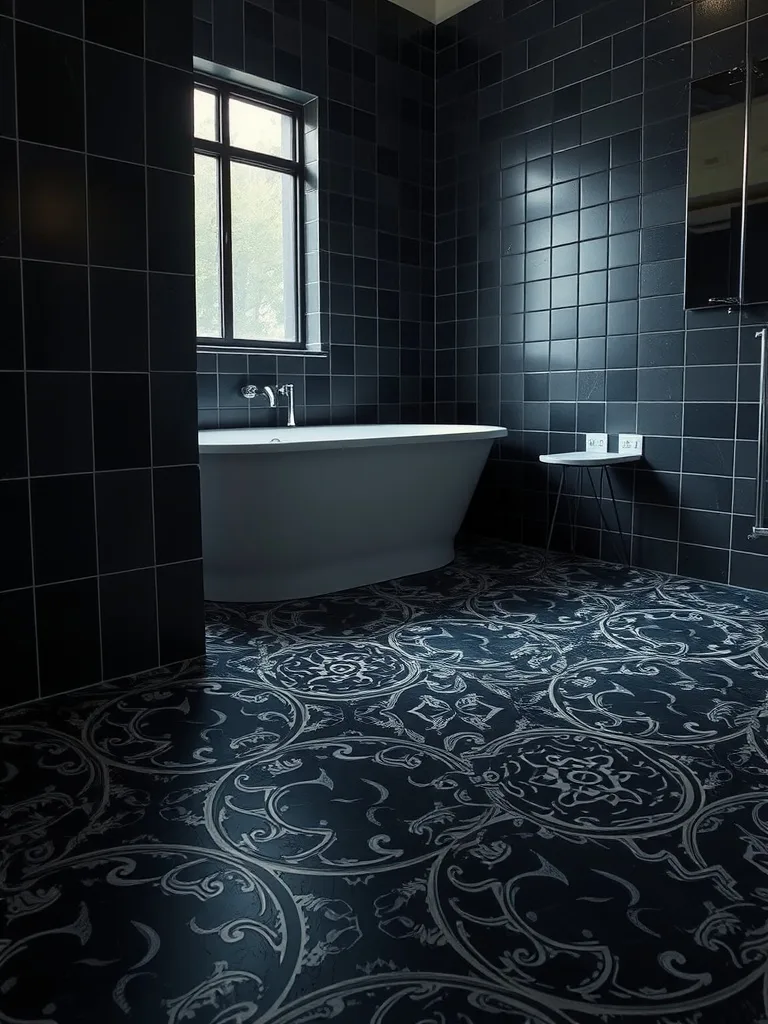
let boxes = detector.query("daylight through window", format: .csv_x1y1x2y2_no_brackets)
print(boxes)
193,80,304,349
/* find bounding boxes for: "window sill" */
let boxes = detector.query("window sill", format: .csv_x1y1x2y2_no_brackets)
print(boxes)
197,345,328,359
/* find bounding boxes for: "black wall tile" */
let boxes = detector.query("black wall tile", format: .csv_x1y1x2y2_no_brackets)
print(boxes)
31,473,97,585
153,464,202,564
15,23,84,150
90,268,149,371
0,371,27,480
100,568,158,678
86,45,144,164
146,61,193,174
36,577,101,695
92,372,151,470
88,157,147,270
0,137,19,257
19,143,87,263
16,0,82,35
0,478,32,591
96,469,155,574
26,372,93,476
157,558,205,664
84,0,143,55
151,372,199,465
0,588,38,706
147,168,194,274
22,261,90,370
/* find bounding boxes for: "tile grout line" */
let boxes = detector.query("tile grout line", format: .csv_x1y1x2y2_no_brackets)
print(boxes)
143,2,162,673
11,0,42,699
81,0,105,684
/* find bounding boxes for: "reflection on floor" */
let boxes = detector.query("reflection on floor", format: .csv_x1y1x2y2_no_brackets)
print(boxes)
3,539,768,1024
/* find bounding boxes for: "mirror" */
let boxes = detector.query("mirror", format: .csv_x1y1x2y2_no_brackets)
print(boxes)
685,67,747,311
744,59,768,305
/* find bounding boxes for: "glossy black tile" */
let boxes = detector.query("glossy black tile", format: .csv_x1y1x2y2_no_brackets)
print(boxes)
15,23,84,150
150,372,199,466
0,137,19,258
0,16,15,139
31,473,97,585
0,587,38,706
147,168,194,274
153,465,202,564
26,372,92,476
0,478,32,592
90,268,149,372
84,0,143,55
96,469,155,575
18,143,86,263
0,259,23,369
87,157,147,270
156,558,205,664
92,373,151,471
85,45,144,164
149,273,196,371
100,568,158,678
146,0,193,69
15,0,82,34
36,577,101,695
23,261,90,370
145,62,192,174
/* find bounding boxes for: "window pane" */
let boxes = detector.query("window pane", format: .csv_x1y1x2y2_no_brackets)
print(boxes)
194,88,218,141
194,153,222,337
229,97,293,157
231,161,296,342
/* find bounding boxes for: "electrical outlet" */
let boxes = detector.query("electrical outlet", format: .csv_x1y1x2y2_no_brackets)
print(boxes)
618,433,644,454
585,433,608,454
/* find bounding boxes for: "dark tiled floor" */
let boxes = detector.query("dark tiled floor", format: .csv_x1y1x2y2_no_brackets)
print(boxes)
3,539,768,1023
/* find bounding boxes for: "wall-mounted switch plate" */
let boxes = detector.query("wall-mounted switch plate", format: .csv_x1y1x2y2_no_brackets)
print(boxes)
585,433,608,454
618,434,644,455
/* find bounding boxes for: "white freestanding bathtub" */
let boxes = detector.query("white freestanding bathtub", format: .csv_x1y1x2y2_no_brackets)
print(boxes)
198,423,507,602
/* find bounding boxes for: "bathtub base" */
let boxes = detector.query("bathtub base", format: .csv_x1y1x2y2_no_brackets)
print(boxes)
204,542,454,603
199,424,507,605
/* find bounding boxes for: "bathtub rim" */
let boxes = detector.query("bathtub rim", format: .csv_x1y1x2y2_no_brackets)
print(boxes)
198,423,508,454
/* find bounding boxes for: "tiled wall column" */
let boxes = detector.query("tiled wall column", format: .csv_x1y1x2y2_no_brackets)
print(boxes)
0,0,205,708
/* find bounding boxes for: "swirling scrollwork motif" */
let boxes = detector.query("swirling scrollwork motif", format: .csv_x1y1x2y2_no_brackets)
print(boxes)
389,619,566,679
549,657,755,745
468,585,616,630
600,609,765,659
431,816,768,1015
206,738,491,875
84,677,304,774
253,640,421,699
0,845,302,1024
0,726,108,888
263,973,569,1024
260,591,412,639
469,728,701,835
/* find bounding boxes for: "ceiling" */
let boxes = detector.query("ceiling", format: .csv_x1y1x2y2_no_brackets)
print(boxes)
386,0,482,23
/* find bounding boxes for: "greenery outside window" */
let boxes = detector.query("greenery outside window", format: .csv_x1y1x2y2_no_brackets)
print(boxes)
194,78,305,350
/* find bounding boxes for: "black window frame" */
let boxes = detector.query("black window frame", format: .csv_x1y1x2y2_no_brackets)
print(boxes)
194,74,306,352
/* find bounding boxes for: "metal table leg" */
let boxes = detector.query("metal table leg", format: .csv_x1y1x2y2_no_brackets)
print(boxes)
585,467,630,565
545,465,566,561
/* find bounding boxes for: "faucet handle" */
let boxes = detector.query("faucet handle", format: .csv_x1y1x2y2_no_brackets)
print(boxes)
241,385,259,399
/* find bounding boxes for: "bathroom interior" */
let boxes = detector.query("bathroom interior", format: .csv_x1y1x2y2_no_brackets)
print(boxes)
4,0,768,1019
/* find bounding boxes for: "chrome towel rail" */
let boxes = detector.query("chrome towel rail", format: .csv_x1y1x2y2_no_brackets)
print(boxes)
752,328,768,539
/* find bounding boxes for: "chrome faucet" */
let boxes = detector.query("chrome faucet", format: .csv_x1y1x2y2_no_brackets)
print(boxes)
276,383,296,427
241,382,296,427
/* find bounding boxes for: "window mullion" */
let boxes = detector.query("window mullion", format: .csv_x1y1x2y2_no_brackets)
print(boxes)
220,93,235,344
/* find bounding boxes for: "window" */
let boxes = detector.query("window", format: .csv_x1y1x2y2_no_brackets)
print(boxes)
193,79,304,350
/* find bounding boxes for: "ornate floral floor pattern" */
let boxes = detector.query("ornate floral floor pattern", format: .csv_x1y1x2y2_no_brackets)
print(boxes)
3,538,768,1024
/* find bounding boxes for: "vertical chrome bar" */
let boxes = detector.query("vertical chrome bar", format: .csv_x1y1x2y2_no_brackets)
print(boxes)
754,328,768,537
738,61,752,305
